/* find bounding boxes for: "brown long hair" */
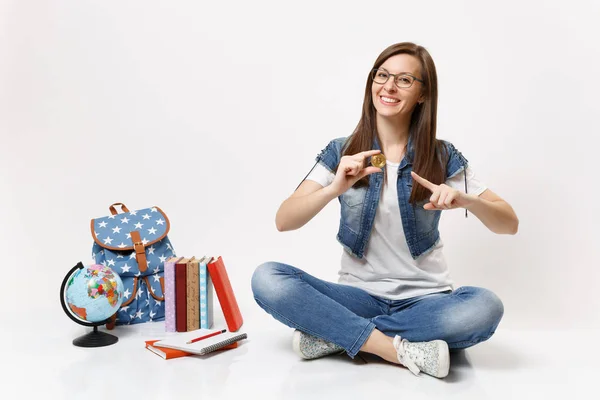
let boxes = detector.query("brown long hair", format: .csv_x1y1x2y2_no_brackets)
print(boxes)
340,42,449,204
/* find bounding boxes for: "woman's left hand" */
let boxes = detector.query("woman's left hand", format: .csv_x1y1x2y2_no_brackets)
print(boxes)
410,171,478,210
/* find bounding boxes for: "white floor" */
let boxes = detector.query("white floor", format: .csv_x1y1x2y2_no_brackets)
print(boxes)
5,313,600,400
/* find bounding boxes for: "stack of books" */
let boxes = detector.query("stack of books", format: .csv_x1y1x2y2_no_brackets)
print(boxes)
164,255,243,333
145,255,246,360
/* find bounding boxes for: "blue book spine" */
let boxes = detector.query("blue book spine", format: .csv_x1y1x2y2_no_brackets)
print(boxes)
199,261,209,329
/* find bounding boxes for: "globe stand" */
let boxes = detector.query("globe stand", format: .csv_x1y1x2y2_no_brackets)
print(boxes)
72,325,118,348
60,262,119,348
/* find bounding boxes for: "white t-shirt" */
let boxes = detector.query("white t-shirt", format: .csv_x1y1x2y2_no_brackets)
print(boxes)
306,159,487,300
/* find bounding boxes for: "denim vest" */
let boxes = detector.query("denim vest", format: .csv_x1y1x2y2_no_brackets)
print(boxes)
314,135,469,260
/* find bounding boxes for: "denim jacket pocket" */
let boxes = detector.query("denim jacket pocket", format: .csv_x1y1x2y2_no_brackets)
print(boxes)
414,199,440,237
340,186,366,208
340,186,366,234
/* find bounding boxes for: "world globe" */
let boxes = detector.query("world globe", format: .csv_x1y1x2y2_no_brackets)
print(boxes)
60,262,125,347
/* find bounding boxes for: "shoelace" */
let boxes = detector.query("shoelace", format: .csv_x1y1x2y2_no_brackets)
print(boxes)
393,335,421,376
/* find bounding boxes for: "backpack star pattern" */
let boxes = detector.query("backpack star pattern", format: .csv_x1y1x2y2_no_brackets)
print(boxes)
91,206,175,325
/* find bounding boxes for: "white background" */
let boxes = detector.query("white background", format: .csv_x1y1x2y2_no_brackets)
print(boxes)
2,0,599,342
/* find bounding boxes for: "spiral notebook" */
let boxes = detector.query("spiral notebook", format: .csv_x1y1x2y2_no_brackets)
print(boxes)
153,328,247,356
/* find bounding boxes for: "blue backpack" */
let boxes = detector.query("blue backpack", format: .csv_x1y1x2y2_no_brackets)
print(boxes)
91,203,176,328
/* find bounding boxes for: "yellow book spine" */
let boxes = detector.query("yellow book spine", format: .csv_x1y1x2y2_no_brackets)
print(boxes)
186,259,200,331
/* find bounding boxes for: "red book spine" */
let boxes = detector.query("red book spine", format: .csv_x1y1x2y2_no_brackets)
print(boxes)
175,261,187,332
207,256,243,332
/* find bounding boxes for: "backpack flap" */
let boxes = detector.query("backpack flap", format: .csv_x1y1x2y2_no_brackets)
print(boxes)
91,206,171,274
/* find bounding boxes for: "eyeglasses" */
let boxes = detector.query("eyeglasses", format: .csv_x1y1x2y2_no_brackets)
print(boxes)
371,68,424,88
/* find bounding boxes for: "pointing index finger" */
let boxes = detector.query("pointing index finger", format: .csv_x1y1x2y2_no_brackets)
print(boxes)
411,171,438,192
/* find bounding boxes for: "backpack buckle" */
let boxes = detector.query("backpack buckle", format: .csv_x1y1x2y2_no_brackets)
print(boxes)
130,231,148,273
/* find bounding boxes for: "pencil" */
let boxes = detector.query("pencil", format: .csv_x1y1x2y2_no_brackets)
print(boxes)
186,329,227,344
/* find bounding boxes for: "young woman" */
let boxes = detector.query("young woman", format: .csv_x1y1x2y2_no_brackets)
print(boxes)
251,42,518,379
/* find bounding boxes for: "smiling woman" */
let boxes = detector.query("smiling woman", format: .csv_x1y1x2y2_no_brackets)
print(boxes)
371,65,425,113
251,42,518,379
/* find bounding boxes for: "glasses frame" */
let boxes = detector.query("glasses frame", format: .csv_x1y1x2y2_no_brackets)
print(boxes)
371,68,425,88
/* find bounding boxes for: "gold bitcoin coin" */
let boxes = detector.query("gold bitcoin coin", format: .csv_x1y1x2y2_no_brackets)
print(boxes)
371,154,386,168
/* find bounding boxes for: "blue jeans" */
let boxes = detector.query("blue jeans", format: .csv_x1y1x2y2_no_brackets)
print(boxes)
251,261,504,359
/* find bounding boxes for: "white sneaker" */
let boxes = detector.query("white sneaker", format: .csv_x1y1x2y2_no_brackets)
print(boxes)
292,330,345,360
393,335,450,378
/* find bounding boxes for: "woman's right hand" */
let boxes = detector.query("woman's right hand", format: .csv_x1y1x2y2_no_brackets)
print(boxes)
328,149,384,197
